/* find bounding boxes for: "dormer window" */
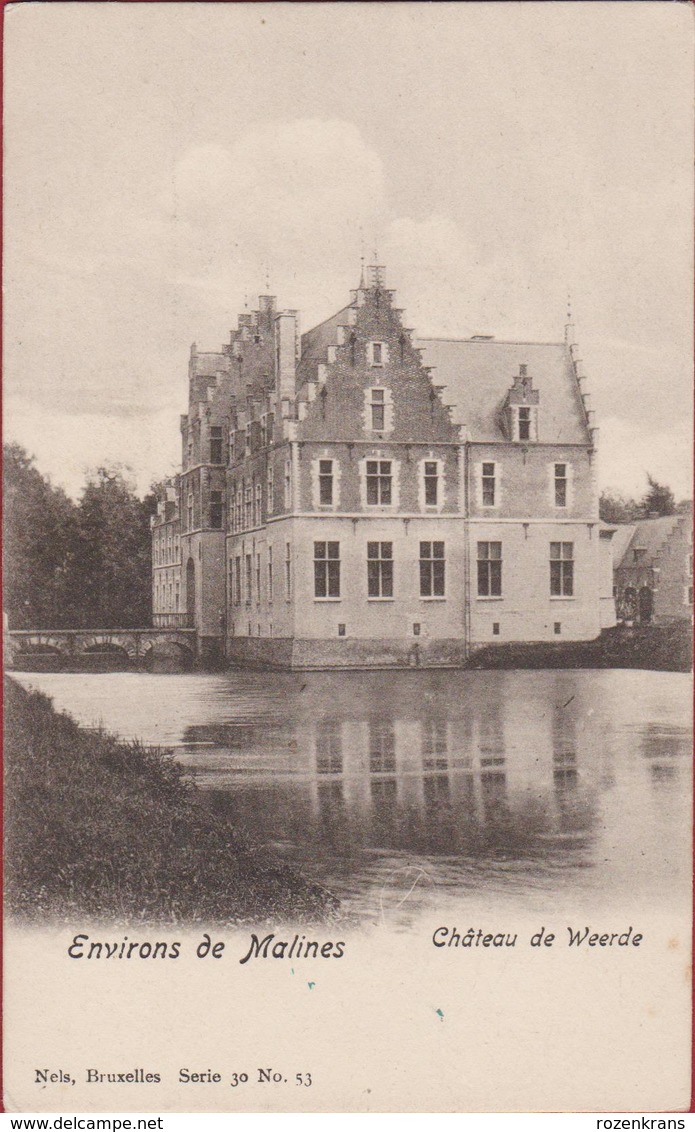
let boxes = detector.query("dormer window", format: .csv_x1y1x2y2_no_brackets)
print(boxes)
369,341,388,367
506,364,540,442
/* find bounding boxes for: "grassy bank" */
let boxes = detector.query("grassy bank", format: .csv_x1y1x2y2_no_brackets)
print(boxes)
469,621,692,673
4,677,337,925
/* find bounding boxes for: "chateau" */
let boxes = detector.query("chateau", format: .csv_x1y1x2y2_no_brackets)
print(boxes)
152,266,616,667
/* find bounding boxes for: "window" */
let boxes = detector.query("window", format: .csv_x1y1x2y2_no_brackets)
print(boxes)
209,491,223,529
369,721,395,773
314,541,340,599
285,542,292,601
493,622,500,636
187,493,193,531
367,542,393,598
244,483,252,528
284,460,292,509
245,424,251,456
477,542,502,597
420,541,445,597
338,623,346,637
267,466,274,514
482,462,496,506
424,461,439,506
366,460,392,505
319,460,334,505
267,545,273,602
234,557,241,605
554,463,567,507
316,721,342,774
554,622,562,634
422,720,448,770
369,342,387,367
256,553,261,602
245,554,252,604
254,482,262,527
518,407,531,441
369,389,386,430
209,426,223,464
550,542,574,596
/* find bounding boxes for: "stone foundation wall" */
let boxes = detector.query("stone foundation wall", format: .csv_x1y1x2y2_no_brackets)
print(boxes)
225,636,467,670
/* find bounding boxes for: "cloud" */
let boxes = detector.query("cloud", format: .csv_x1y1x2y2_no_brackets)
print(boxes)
164,121,387,324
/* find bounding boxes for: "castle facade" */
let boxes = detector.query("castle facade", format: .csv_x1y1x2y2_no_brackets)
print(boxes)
152,267,615,667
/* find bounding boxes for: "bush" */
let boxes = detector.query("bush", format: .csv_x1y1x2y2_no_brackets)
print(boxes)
4,678,337,925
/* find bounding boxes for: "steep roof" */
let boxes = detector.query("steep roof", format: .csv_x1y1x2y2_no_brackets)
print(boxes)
616,514,682,569
298,305,353,386
414,338,590,444
608,524,637,566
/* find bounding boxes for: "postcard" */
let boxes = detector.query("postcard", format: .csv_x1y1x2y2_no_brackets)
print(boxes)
2,0,693,1114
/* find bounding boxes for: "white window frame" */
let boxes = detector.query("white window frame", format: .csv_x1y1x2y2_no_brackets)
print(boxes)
549,461,573,510
477,541,503,599
311,455,341,511
367,541,394,600
360,455,399,510
419,541,446,599
314,541,341,601
368,341,388,368
514,406,538,442
419,458,445,512
363,385,394,434
267,465,274,515
550,541,575,598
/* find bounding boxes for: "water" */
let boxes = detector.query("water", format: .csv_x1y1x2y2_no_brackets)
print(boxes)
12,668,692,927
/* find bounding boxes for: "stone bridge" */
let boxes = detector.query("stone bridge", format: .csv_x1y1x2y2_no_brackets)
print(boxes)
6,628,197,668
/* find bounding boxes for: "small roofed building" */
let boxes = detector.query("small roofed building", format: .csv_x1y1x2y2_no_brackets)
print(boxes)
613,507,693,624
152,266,614,667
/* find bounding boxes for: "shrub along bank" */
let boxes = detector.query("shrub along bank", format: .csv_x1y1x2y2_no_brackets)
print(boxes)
4,677,337,925
469,621,692,673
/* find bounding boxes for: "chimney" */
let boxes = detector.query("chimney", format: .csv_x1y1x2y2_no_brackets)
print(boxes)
274,311,298,410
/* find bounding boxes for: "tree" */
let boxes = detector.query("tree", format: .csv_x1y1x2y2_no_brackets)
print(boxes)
72,466,153,628
3,443,79,629
640,474,676,518
599,489,640,524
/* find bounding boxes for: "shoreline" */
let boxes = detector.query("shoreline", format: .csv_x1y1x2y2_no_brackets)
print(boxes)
8,622,693,675
3,677,340,927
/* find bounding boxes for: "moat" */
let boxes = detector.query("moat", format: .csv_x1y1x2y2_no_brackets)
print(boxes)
13,668,691,927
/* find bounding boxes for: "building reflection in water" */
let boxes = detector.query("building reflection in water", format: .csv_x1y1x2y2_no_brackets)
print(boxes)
178,672,610,862
640,723,688,790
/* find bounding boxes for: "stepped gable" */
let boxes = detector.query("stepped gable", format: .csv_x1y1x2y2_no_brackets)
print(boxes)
616,514,682,570
415,337,591,445
298,305,354,384
295,267,460,444
188,349,231,404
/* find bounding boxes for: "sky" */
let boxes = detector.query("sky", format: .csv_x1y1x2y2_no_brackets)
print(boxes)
4,2,693,500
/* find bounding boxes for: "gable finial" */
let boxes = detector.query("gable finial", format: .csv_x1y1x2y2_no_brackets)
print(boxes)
565,289,575,343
